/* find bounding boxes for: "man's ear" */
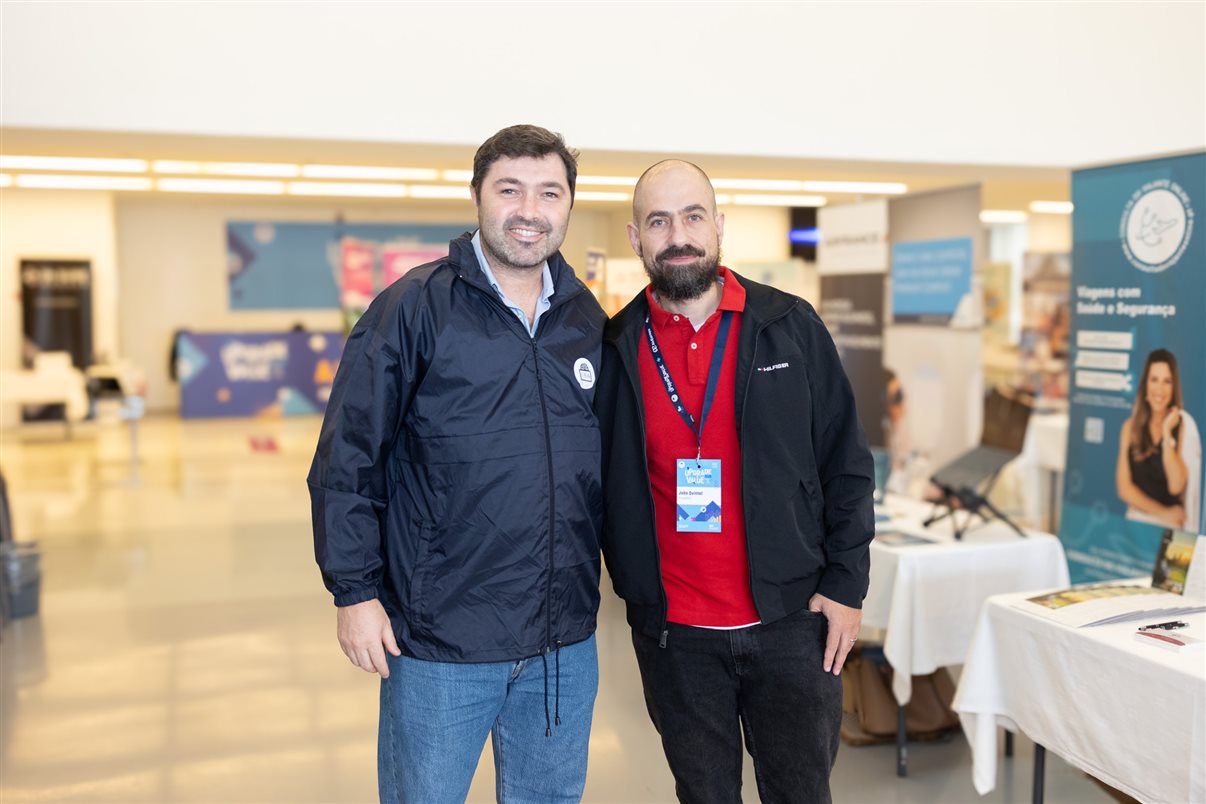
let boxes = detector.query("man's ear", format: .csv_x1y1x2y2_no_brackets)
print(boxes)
626,222,642,257
470,186,479,208
716,212,725,246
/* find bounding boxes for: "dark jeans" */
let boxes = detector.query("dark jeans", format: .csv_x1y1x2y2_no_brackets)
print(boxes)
631,610,842,804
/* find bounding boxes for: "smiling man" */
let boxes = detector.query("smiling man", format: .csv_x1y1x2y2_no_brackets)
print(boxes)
309,125,606,803
595,160,875,803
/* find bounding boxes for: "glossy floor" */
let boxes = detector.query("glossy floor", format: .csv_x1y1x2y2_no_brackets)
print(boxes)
0,416,1108,803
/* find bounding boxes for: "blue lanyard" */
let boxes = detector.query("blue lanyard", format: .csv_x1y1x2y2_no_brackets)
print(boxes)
644,310,733,462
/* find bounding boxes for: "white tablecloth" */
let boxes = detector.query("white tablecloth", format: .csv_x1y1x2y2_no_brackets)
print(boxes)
863,495,1070,704
954,592,1205,803
0,368,89,422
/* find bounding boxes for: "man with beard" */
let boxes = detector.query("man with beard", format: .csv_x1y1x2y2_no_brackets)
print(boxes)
594,160,874,803
309,125,605,803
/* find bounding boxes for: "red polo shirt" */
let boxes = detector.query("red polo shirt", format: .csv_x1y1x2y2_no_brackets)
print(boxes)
637,268,759,627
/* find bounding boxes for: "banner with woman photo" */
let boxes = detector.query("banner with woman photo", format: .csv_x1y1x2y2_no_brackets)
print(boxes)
1059,151,1205,583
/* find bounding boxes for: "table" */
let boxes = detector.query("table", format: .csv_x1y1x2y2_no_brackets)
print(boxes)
863,495,1070,774
954,592,1205,804
0,353,90,433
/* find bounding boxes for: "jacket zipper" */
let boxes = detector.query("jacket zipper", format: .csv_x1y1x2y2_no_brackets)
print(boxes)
532,339,557,653
737,303,798,619
456,269,587,654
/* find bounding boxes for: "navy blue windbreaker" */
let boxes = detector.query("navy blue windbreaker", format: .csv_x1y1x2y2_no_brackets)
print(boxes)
308,234,606,663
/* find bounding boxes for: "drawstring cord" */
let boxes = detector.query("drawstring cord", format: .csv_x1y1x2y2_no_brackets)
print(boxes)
541,651,551,737
540,642,564,737
555,641,562,726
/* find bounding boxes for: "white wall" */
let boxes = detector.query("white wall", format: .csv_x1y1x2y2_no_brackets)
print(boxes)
3,3,1202,168
0,189,120,427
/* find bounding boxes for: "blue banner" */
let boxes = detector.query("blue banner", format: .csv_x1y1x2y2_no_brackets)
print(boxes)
176,331,343,418
891,237,973,324
226,221,470,310
1060,152,1205,583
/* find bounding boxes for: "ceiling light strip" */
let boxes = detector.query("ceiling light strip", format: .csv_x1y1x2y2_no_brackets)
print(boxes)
1029,200,1074,215
802,180,907,194
980,209,1029,224
0,155,148,173
15,174,153,191
301,165,437,181
732,194,827,207
288,182,409,198
157,178,285,195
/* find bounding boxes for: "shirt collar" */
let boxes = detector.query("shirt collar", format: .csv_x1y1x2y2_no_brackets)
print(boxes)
471,230,555,304
645,266,746,328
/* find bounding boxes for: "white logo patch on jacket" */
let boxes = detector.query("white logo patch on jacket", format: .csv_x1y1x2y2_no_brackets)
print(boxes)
574,358,596,389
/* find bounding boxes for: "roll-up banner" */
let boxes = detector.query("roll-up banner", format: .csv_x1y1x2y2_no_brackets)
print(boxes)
818,201,889,447
1060,152,1205,583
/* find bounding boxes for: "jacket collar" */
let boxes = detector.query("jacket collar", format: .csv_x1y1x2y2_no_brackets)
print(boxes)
449,231,586,307
604,268,796,350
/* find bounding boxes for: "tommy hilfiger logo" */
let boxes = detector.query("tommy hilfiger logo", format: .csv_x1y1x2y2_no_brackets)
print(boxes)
756,362,790,373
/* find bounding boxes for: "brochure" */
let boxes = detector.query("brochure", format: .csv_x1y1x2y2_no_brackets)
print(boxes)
1016,530,1205,627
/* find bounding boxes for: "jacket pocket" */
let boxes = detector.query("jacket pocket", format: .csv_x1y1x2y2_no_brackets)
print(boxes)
408,521,437,629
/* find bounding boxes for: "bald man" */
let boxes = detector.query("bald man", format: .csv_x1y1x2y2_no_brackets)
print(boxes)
594,160,874,803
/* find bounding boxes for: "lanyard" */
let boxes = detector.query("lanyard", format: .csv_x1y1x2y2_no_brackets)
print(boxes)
644,310,733,462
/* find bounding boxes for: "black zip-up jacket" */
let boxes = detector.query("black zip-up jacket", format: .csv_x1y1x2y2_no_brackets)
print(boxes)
594,272,874,640
308,234,606,662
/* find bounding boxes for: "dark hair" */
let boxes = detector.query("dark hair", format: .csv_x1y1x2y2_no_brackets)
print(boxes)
1130,348,1182,459
471,125,579,203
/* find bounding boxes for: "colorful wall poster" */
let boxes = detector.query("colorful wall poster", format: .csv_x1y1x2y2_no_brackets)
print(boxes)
584,248,606,303
891,237,974,326
339,239,376,333
1060,152,1205,583
1020,252,1071,399
175,330,343,419
226,221,470,310
382,244,445,288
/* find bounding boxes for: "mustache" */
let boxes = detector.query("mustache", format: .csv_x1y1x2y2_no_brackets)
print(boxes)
504,215,551,233
655,244,706,262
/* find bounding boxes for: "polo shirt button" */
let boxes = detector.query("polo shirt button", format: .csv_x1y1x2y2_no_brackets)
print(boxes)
690,342,698,350
673,315,680,322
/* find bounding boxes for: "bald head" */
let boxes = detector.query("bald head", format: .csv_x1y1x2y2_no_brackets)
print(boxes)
627,159,725,302
632,159,717,224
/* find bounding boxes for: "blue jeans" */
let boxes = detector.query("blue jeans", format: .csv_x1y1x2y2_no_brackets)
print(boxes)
631,611,842,804
378,635,598,804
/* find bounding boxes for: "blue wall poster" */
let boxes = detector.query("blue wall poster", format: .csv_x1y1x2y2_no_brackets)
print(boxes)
227,221,471,310
891,237,973,325
175,330,343,418
1060,152,1205,583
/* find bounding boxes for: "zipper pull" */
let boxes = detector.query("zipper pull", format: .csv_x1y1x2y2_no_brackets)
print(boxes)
659,629,668,649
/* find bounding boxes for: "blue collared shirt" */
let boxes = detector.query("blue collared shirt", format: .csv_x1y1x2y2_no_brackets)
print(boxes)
471,230,554,337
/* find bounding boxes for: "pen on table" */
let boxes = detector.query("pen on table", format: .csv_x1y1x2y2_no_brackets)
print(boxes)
1137,620,1188,632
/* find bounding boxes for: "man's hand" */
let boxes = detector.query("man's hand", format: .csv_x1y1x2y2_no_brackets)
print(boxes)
337,599,401,678
808,593,862,676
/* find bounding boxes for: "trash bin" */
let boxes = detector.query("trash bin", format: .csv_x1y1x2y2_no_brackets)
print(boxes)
1,542,41,619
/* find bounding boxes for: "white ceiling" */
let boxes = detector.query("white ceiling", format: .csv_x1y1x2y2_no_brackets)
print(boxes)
2,2,1203,170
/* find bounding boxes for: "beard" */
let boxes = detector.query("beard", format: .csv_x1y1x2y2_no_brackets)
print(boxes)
480,214,565,271
642,244,721,302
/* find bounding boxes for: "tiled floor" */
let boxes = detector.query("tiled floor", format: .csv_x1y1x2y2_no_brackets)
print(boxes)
0,416,1108,803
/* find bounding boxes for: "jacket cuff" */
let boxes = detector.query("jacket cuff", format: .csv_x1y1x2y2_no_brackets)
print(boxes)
815,570,865,610
333,587,379,607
